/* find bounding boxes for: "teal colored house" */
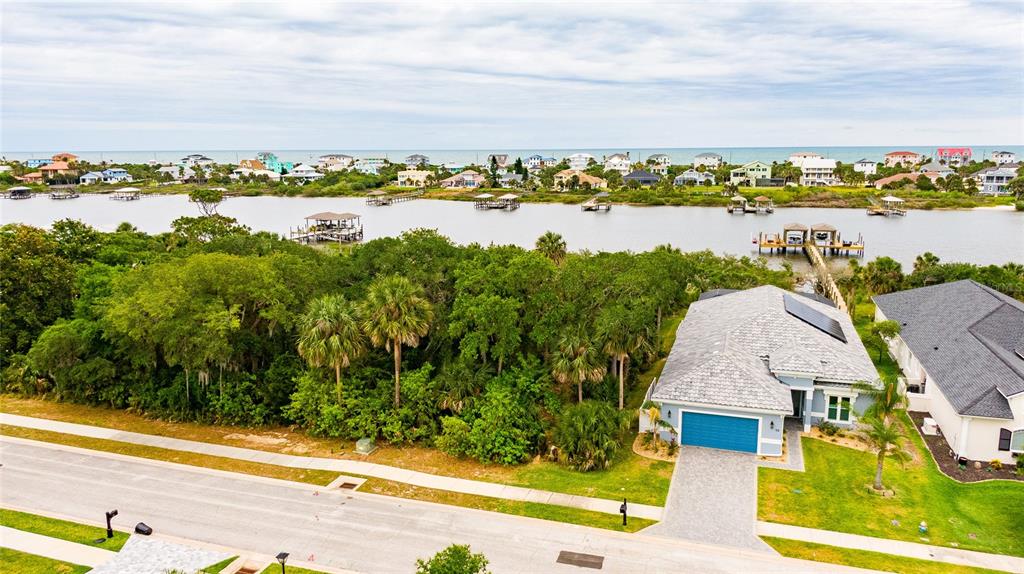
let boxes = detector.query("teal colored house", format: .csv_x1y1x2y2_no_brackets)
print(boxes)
642,286,877,455
256,152,293,173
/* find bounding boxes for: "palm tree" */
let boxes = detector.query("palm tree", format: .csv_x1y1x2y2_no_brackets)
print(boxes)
863,416,910,490
535,231,567,264
361,275,434,408
854,374,906,424
297,294,366,405
596,305,654,410
551,328,606,403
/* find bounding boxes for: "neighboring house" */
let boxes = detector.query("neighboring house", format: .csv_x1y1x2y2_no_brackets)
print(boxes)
442,162,465,173
553,169,607,190
788,151,821,164
852,159,877,176
603,153,631,175
884,151,923,168
318,154,354,170
729,161,771,186
917,161,955,178
486,154,509,168
647,153,672,173
157,165,195,181
693,152,723,169
975,166,1017,195
936,147,972,166
873,280,1024,464
991,150,1017,165
873,172,940,190
180,154,215,167
255,152,293,173
18,172,44,183
79,171,104,185
39,161,75,178
623,169,660,186
354,158,387,175
52,152,78,163
674,169,715,186
284,164,323,182
396,169,431,187
525,155,545,169
439,169,484,188
101,168,132,183
644,286,877,455
238,159,266,170
404,154,430,168
567,153,596,171
795,158,837,186
499,173,523,188
24,158,51,168
230,168,281,181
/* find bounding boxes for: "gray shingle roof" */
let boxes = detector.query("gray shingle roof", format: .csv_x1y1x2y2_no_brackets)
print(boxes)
873,280,1024,419
653,285,876,412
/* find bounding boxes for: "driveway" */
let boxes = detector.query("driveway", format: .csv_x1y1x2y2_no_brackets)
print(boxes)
643,445,773,552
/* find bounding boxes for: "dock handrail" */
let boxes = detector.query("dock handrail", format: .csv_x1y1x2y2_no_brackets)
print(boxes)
805,242,848,313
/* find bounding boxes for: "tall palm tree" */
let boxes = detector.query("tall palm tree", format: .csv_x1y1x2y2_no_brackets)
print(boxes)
863,416,910,490
535,231,567,264
596,305,654,410
297,294,366,405
361,275,433,408
551,328,606,403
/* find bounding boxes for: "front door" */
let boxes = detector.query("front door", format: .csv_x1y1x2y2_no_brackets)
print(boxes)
790,389,804,418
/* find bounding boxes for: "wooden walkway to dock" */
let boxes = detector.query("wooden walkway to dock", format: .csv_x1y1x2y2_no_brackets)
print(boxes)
366,190,423,206
805,243,848,313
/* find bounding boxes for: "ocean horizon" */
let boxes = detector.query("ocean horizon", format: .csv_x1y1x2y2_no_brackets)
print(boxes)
2,145,1022,166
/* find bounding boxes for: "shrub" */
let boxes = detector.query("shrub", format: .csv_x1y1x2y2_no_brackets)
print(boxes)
989,459,1003,471
640,430,654,447
415,544,490,574
467,383,542,465
553,401,624,471
667,437,678,456
436,417,472,458
1016,200,1024,212
819,421,839,436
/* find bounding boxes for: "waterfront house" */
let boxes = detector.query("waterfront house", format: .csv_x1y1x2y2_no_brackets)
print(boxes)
623,169,660,186
318,154,354,170
674,169,715,186
991,150,1017,165
693,152,723,169
180,154,215,167
567,153,596,171
404,154,430,168
554,169,607,190
642,286,877,455
525,155,544,169
230,167,281,181
852,159,877,176
52,152,79,163
18,172,44,183
788,151,821,164
486,154,510,168
157,165,195,181
874,280,1024,464
255,152,293,173
795,157,837,186
884,151,923,168
647,153,672,174
603,153,632,175
873,172,940,189
916,161,954,178
79,171,104,185
24,158,51,168
39,161,75,178
729,161,771,186
396,169,431,187
284,164,323,182
440,169,485,189
238,159,266,170
354,158,387,175
101,168,133,183
936,147,972,166
499,173,523,188
441,162,465,174
975,166,1017,195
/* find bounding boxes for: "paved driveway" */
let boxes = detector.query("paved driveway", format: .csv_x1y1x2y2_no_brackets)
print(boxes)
643,445,773,552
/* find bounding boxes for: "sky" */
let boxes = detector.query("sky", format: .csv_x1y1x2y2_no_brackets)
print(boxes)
2,1,1023,151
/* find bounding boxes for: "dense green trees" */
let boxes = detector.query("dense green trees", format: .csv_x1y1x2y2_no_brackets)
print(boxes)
554,401,625,471
362,275,434,408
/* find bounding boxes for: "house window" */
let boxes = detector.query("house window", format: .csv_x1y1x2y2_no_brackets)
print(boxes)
1000,429,1024,453
827,396,851,422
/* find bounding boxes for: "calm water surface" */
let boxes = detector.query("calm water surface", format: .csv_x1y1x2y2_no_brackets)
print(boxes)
2,195,1021,269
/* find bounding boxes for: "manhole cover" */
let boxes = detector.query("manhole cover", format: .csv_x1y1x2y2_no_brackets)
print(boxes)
338,482,358,489
556,550,604,569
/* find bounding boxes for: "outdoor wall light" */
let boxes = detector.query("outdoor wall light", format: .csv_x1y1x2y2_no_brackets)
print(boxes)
770,420,775,430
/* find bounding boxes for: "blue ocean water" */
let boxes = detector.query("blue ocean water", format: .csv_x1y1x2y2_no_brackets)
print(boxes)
2,145,1021,166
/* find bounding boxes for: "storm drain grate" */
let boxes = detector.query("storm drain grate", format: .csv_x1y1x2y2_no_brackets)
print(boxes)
556,550,604,569
338,482,358,490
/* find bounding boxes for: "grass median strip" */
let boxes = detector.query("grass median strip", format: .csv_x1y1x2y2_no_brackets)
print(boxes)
0,548,90,574
0,507,130,552
1,424,339,487
763,537,1006,574
360,478,655,533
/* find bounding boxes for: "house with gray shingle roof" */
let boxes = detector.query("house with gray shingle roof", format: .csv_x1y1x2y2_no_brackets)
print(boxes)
874,280,1024,464
645,285,877,456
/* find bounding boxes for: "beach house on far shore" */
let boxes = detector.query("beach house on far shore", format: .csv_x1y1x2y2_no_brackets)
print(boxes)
788,151,821,164
647,154,672,175
917,161,954,178
623,169,660,186
554,169,607,190
52,152,79,163
873,172,940,190
874,280,1024,465
231,167,281,181
794,157,837,186
729,161,771,186
18,172,44,183
642,286,877,455
936,147,972,167
404,154,430,168
354,158,387,175
991,150,1017,165
486,154,510,168
24,158,52,168
180,154,215,167
284,164,324,182
39,161,75,178
157,165,195,181
319,154,354,170
603,153,632,175
101,168,132,183
974,166,1017,195
674,169,715,186
256,152,293,173
441,162,465,174
884,151,923,168
79,171,104,185
396,169,430,187
566,153,595,171
852,158,876,176
693,152,723,169
238,159,266,170
440,169,484,189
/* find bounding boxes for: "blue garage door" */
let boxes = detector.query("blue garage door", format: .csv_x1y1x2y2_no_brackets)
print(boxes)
681,411,758,453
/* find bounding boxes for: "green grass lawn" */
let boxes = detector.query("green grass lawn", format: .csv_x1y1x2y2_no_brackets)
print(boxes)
0,507,130,552
201,556,238,573
764,537,1006,574
759,418,1024,556
259,564,328,574
0,548,90,574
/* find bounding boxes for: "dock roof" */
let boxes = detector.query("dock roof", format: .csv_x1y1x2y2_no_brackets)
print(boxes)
305,211,359,220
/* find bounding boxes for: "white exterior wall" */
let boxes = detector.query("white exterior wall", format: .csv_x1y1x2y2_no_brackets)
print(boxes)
853,162,877,176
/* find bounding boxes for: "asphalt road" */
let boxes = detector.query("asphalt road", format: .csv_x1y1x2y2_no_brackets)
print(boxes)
0,439,873,573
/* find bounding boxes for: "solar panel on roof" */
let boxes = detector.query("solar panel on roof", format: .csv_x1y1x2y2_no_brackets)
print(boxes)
783,294,847,343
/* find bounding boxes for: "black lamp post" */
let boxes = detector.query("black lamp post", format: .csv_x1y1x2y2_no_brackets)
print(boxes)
105,510,118,539
619,498,628,526
276,551,289,574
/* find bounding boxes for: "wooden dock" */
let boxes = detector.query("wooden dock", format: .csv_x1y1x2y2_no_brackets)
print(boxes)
110,187,141,201
474,193,520,211
366,190,423,206
867,195,906,217
3,186,32,199
756,223,864,257
289,212,363,244
581,193,611,212
806,242,849,313
50,190,80,200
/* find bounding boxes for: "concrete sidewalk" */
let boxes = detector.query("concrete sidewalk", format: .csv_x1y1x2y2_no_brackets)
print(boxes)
758,522,1024,573
0,413,665,521
0,525,116,567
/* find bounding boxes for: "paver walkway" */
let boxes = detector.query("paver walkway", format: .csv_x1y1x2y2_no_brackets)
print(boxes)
642,445,773,552
757,420,805,472
0,413,664,520
0,525,116,567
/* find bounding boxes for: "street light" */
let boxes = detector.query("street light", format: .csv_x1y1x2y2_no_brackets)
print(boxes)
276,551,289,574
